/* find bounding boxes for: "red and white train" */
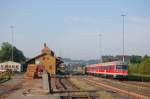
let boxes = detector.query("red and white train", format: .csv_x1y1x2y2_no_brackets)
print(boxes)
86,61,128,78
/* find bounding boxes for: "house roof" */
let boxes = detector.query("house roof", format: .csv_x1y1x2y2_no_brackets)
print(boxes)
0,61,21,65
26,53,63,64
25,53,47,64
56,57,64,64
26,43,63,64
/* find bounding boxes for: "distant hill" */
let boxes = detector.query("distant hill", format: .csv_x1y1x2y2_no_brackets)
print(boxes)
62,58,99,66
62,55,145,66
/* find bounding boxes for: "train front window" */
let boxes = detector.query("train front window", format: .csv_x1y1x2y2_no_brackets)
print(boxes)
116,65,128,70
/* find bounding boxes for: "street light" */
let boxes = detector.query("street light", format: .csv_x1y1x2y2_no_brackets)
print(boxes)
121,14,126,63
10,25,14,61
98,34,102,63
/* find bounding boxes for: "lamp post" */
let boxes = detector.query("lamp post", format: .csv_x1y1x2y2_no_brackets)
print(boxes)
121,14,126,63
10,25,14,61
99,34,102,63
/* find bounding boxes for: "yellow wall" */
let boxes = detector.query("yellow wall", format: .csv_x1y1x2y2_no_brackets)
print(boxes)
37,54,56,74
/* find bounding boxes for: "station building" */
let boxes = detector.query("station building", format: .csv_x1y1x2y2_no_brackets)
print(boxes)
25,43,63,79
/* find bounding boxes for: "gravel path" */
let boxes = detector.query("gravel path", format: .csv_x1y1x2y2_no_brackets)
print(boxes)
0,74,59,99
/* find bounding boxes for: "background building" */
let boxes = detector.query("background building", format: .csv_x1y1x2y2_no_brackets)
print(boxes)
0,61,22,72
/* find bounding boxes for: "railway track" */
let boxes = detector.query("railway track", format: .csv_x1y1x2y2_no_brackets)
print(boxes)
121,80,150,88
80,76,150,99
87,76,150,94
53,77,79,92
53,76,98,99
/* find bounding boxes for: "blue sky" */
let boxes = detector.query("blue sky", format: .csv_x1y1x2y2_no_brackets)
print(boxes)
0,0,150,60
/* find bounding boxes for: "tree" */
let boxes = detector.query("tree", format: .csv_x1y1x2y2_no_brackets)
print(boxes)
139,57,150,75
130,55,142,64
143,54,150,61
0,42,26,63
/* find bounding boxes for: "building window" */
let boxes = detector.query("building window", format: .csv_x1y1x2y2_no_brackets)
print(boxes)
5,65,8,69
16,65,19,69
1,65,3,70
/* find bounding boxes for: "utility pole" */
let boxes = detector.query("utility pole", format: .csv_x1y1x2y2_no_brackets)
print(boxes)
99,34,102,63
59,48,62,58
10,25,14,61
121,14,126,63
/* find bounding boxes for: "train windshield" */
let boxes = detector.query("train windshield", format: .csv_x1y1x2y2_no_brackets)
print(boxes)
116,65,128,70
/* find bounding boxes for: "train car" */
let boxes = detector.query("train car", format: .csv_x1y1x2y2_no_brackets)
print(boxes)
86,61,128,78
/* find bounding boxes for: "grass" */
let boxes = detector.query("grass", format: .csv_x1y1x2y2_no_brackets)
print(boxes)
96,91,116,99
69,77,123,99
69,77,96,91
0,72,13,83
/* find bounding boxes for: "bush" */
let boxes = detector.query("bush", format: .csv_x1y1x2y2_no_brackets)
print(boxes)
128,57,150,76
128,64,139,75
127,74,150,81
139,58,150,75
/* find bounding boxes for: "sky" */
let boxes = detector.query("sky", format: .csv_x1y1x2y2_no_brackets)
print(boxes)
0,0,150,60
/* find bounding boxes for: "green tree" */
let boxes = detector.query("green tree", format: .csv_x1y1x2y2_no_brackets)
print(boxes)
128,64,139,75
130,55,142,64
142,54,150,61
139,57,150,75
0,42,26,63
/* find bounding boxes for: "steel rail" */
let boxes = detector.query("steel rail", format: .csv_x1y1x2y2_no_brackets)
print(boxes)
81,77,149,99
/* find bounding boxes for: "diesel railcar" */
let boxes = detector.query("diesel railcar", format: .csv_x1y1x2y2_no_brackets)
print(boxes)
86,61,128,78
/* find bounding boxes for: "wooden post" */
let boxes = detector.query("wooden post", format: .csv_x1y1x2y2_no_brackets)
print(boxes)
47,72,53,93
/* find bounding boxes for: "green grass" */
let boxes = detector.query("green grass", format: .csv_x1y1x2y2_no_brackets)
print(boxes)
0,72,12,83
